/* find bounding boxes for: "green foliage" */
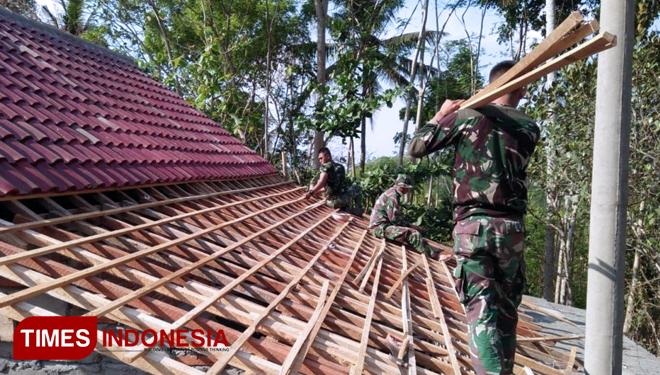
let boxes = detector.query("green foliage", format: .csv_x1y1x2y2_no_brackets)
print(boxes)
407,39,483,127
1,0,38,19
40,0,107,46
360,156,453,242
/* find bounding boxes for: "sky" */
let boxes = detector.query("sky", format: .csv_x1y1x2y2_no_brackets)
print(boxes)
34,0,541,162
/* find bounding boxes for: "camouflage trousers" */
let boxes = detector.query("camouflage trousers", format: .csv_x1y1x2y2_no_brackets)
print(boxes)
327,184,363,210
452,215,526,375
370,225,433,257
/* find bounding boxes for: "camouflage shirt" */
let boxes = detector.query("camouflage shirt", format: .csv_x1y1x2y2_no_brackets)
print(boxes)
409,104,540,222
369,186,410,229
319,161,346,197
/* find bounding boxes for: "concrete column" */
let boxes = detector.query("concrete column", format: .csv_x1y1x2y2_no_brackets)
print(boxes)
584,0,635,374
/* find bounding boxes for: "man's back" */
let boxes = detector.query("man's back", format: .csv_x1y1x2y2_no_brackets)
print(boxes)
369,186,404,228
410,104,540,222
320,161,346,197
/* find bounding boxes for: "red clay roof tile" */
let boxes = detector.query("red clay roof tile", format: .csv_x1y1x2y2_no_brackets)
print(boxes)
0,9,277,198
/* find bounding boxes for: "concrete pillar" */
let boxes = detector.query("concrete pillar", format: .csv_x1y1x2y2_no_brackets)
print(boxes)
584,0,635,374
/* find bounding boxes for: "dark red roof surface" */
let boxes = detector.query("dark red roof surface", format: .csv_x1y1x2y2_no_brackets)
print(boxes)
0,8,277,198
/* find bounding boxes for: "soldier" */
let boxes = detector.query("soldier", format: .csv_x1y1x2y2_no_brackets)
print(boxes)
305,147,363,215
408,61,541,375
368,174,440,260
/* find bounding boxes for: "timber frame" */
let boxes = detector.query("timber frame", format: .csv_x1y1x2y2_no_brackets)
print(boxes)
0,176,581,374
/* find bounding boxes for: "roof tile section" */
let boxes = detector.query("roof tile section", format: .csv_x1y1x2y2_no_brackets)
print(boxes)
0,10,277,198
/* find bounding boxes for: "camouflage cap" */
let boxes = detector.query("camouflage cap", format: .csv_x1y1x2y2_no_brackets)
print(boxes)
395,174,412,188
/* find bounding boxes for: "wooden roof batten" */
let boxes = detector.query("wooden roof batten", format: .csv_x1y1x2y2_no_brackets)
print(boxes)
0,176,584,375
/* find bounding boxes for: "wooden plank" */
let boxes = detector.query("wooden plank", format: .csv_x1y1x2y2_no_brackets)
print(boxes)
204,221,348,375
286,230,367,375
353,242,383,285
0,186,301,267
0,181,289,235
385,260,422,299
279,281,330,375
518,335,583,343
359,240,387,293
422,254,462,375
0,175,281,203
563,347,578,375
0,266,285,375
400,246,416,373
350,256,383,375
123,211,341,362
521,298,577,327
460,11,584,108
462,32,616,109
0,195,311,309
81,199,325,318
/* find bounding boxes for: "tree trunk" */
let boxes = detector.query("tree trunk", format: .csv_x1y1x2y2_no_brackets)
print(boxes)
263,0,271,159
313,0,328,168
623,247,640,333
360,116,366,175
427,176,433,205
397,0,430,166
349,137,356,179
624,201,645,333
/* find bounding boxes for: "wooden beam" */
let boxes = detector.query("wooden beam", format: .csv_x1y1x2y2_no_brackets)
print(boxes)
0,195,310,309
400,246,416,373
460,11,584,108
518,335,584,343
385,260,422,299
279,281,330,375
123,211,340,362
353,242,383,286
0,186,301,267
359,240,387,293
462,32,616,109
0,181,290,235
285,230,367,375
350,256,383,375
563,347,578,375
422,254,462,374
205,278,333,375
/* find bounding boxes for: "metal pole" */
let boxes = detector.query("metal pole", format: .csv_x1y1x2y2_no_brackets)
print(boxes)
584,0,634,374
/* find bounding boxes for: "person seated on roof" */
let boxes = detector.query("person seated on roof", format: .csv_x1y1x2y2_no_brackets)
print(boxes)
369,174,443,260
304,147,364,216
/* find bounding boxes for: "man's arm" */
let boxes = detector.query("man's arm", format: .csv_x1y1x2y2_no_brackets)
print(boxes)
305,172,328,199
408,99,465,158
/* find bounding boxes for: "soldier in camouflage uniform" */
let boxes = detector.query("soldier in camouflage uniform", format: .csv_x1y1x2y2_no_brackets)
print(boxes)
408,61,540,375
368,174,439,259
305,147,363,215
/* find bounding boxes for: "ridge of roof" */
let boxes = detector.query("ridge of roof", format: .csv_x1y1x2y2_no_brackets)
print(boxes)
0,5,135,65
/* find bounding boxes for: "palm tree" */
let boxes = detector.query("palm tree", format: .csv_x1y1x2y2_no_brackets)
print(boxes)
330,0,439,174
41,0,101,39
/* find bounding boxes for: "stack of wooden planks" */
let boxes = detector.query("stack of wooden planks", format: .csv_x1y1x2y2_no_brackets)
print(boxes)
461,11,616,109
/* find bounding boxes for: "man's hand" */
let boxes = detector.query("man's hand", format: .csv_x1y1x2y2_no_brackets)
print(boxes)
430,249,452,262
432,99,466,122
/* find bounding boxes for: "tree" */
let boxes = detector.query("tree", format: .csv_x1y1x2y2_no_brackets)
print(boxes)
41,0,106,46
99,0,313,154
0,0,38,19
330,0,436,174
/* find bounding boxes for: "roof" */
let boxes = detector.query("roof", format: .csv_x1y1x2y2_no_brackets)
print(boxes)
521,296,660,375
0,7,277,199
0,177,584,375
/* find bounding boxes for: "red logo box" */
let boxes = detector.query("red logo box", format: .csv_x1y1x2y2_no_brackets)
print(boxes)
13,316,97,360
